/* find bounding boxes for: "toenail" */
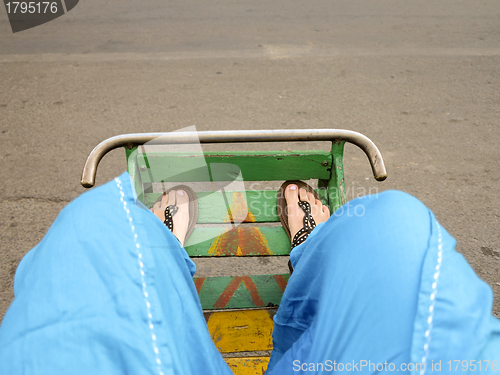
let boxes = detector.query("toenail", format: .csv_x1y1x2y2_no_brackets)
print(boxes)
289,185,297,190
177,190,185,196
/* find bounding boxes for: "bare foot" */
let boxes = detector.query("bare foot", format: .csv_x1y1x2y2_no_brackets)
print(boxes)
151,190,190,246
285,184,330,243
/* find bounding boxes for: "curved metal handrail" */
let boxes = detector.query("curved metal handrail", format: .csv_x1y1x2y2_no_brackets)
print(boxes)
81,129,387,188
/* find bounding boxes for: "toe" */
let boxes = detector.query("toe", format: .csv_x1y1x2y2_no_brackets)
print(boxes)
160,193,168,209
285,184,299,204
151,193,168,222
168,190,177,206
299,187,309,202
307,191,315,203
176,190,189,205
312,198,323,217
315,199,323,212
152,193,165,210
322,204,330,216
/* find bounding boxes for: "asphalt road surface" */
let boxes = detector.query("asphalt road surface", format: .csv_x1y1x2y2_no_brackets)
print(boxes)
0,0,499,322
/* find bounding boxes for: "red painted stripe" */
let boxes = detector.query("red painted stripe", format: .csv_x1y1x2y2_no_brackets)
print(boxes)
242,276,265,307
214,276,243,309
213,276,265,309
194,277,206,294
273,275,288,294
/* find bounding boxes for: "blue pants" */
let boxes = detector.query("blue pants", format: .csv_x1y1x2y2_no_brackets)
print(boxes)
1,172,498,374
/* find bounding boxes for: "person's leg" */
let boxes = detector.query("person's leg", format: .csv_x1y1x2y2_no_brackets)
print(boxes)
267,189,500,374
0,172,232,375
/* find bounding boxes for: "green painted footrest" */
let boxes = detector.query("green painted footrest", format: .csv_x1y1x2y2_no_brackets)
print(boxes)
185,226,291,257
194,274,290,310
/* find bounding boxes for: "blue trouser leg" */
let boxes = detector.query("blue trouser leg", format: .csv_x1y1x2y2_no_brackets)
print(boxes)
267,190,500,374
0,173,232,375
1,179,498,375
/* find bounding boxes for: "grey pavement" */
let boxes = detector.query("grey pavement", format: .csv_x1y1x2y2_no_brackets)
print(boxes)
0,0,499,320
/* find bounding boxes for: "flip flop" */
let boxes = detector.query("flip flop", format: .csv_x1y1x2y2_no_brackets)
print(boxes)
154,185,198,243
277,180,321,274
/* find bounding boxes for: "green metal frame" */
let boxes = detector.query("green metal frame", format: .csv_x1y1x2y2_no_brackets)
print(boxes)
125,147,345,216
82,130,386,310
125,144,347,309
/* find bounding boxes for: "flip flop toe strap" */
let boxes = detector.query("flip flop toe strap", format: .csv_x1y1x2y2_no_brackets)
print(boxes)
164,205,178,231
291,199,317,249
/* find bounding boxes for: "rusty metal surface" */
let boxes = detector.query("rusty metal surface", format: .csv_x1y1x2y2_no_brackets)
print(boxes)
80,129,387,188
